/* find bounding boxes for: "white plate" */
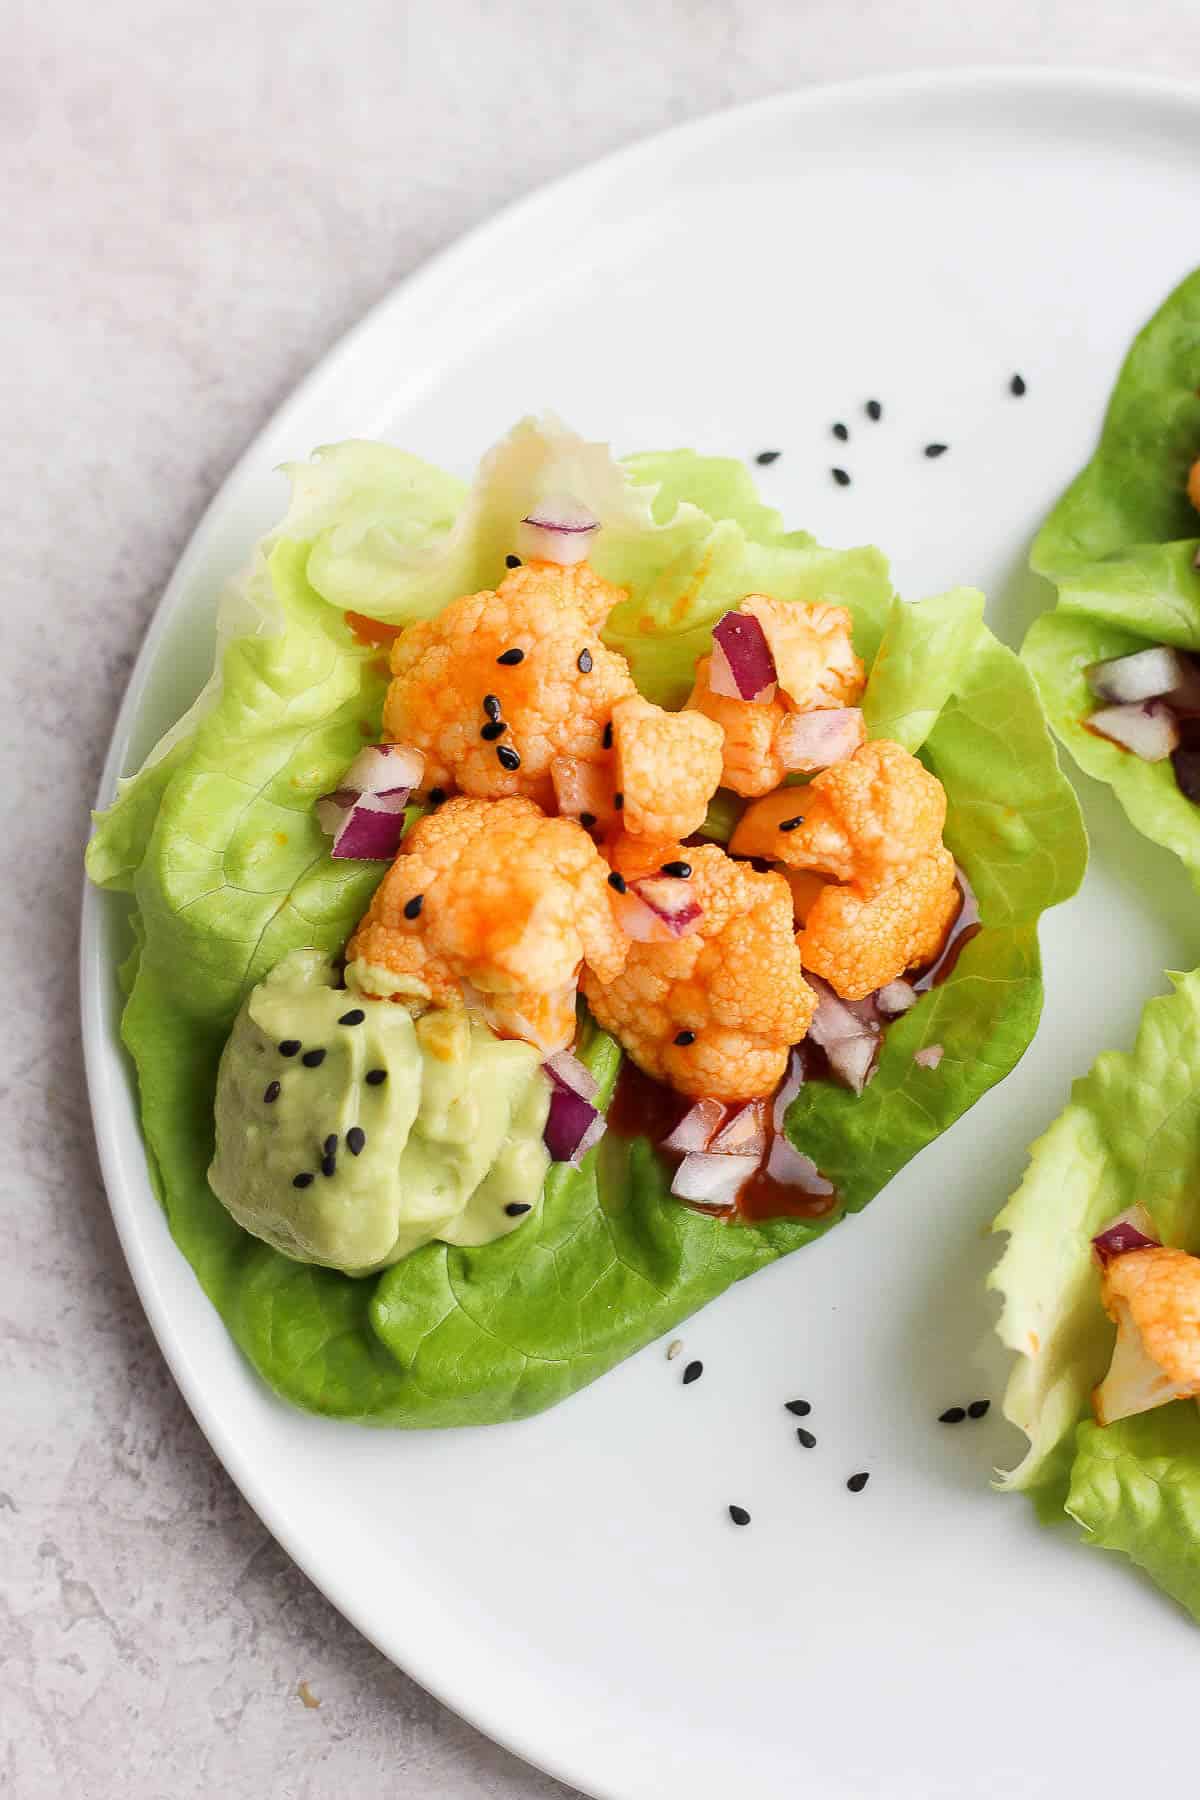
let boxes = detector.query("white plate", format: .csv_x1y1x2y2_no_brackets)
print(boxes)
82,69,1200,1800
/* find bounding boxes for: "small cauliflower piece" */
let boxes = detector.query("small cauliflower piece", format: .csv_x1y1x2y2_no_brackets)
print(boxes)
383,561,636,804
739,595,865,712
799,845,960,1001
610,693,724,838
687,655,789,797
768,739,947,897
347,795,627,1055
1094,1246,1200,1425
582,841,815,1101
728,787,813,859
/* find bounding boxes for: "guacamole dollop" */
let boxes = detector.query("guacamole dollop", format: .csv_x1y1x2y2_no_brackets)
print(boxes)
208,949,551,1275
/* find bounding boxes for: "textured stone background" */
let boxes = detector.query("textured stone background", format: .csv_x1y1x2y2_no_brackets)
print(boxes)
4,5,1199,1795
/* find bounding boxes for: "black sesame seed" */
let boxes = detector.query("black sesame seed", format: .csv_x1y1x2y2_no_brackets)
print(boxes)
1010,373,1026,397
403,894,424,921
939,1406,967,1424
338,1008,365,1027
505,553,521,569
778,815,804,832
660,861,692,878
323,1134,338,1156
497,647,524,665
865,399,882,421
674,1030,696,1046
602,721,613,750
279,1039,301,1058
754,450,781,465
483,693,502,721
505,1202,532,1217
577,648,593,673
579,811,597,829
796,1427,817,1449
832,422,849,442
481,720,508,741
496,744,521,771
263,1080,281,1105
320,1152,336,1178
784,1399,811,1417
428,786,446,808
968,1399,991,1420
831,467,851,487
682,1360,703,1385
346,1126,366,1156
301,1048,326,1068
924,442,948,458
292,1172,314,1189
728,1504,751,1526
613,792,624,811
365,1068,387,1086
846,1472,870,1493
749,856,771,873
607,872,627,896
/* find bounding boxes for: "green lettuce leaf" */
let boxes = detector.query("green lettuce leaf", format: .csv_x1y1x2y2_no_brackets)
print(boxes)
90,421,1085,1426
1066,1408,1200,1620
991,971,1200,1558
1022,267,1200,882
1032,265,1200,576
861,589,985,754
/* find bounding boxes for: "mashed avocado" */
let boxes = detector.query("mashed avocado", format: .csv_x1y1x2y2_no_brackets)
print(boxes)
208,949,551,1275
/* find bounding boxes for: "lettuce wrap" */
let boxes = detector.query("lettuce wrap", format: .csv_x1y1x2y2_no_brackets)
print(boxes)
1023,266,1200,880
88,418,1085,1427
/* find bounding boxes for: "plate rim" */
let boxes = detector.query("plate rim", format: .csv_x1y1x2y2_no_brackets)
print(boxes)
79,63,1200,1800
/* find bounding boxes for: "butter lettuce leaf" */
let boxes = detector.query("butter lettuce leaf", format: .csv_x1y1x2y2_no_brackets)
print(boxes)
1066,1408,1200,1621
991,971,1200,1575
1023,267,1200,881
89,424,1084,1426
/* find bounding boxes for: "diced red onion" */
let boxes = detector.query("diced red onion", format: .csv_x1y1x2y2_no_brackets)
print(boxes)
1085,646,1187,705
1091,1205,1161,1267
772,1047,805,1132
517,495,600,566
913,1043,944,1070
775,707,866,774
765,1135,834,1195
316,742,425,860
614,880,703,943
876,979,918,1016
806,975,881,1095
317,790,412,860
709,1101,768,1159
671,1150,758,1208
630,877,703,934
342,742,425,797
662,1098,725,1153
1087,700,1180,761
544,1049,598,1103
543,1083,606,1165
709,612,778,702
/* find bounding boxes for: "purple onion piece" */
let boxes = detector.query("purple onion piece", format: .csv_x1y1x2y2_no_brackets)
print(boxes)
544,1048,598,1102
765,1135,834,1194
670,1150,758,1207
1085,646,1187,705
1092,1206,1161,1267
711,611,778,702
329,797,412,861
1087,699,1179,761
775,707,865,773
662,1098,724,1154
543,1083,605,1164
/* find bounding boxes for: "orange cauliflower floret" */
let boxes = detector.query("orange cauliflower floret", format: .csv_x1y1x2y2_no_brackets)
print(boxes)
766,739,947,897
609,693,724,838
1094,1246,1200,1425
739,595,865,711
799,845,960,1001
346,796,627,1054
581,840,815,1100
686,655,788,797
382,561,636,806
